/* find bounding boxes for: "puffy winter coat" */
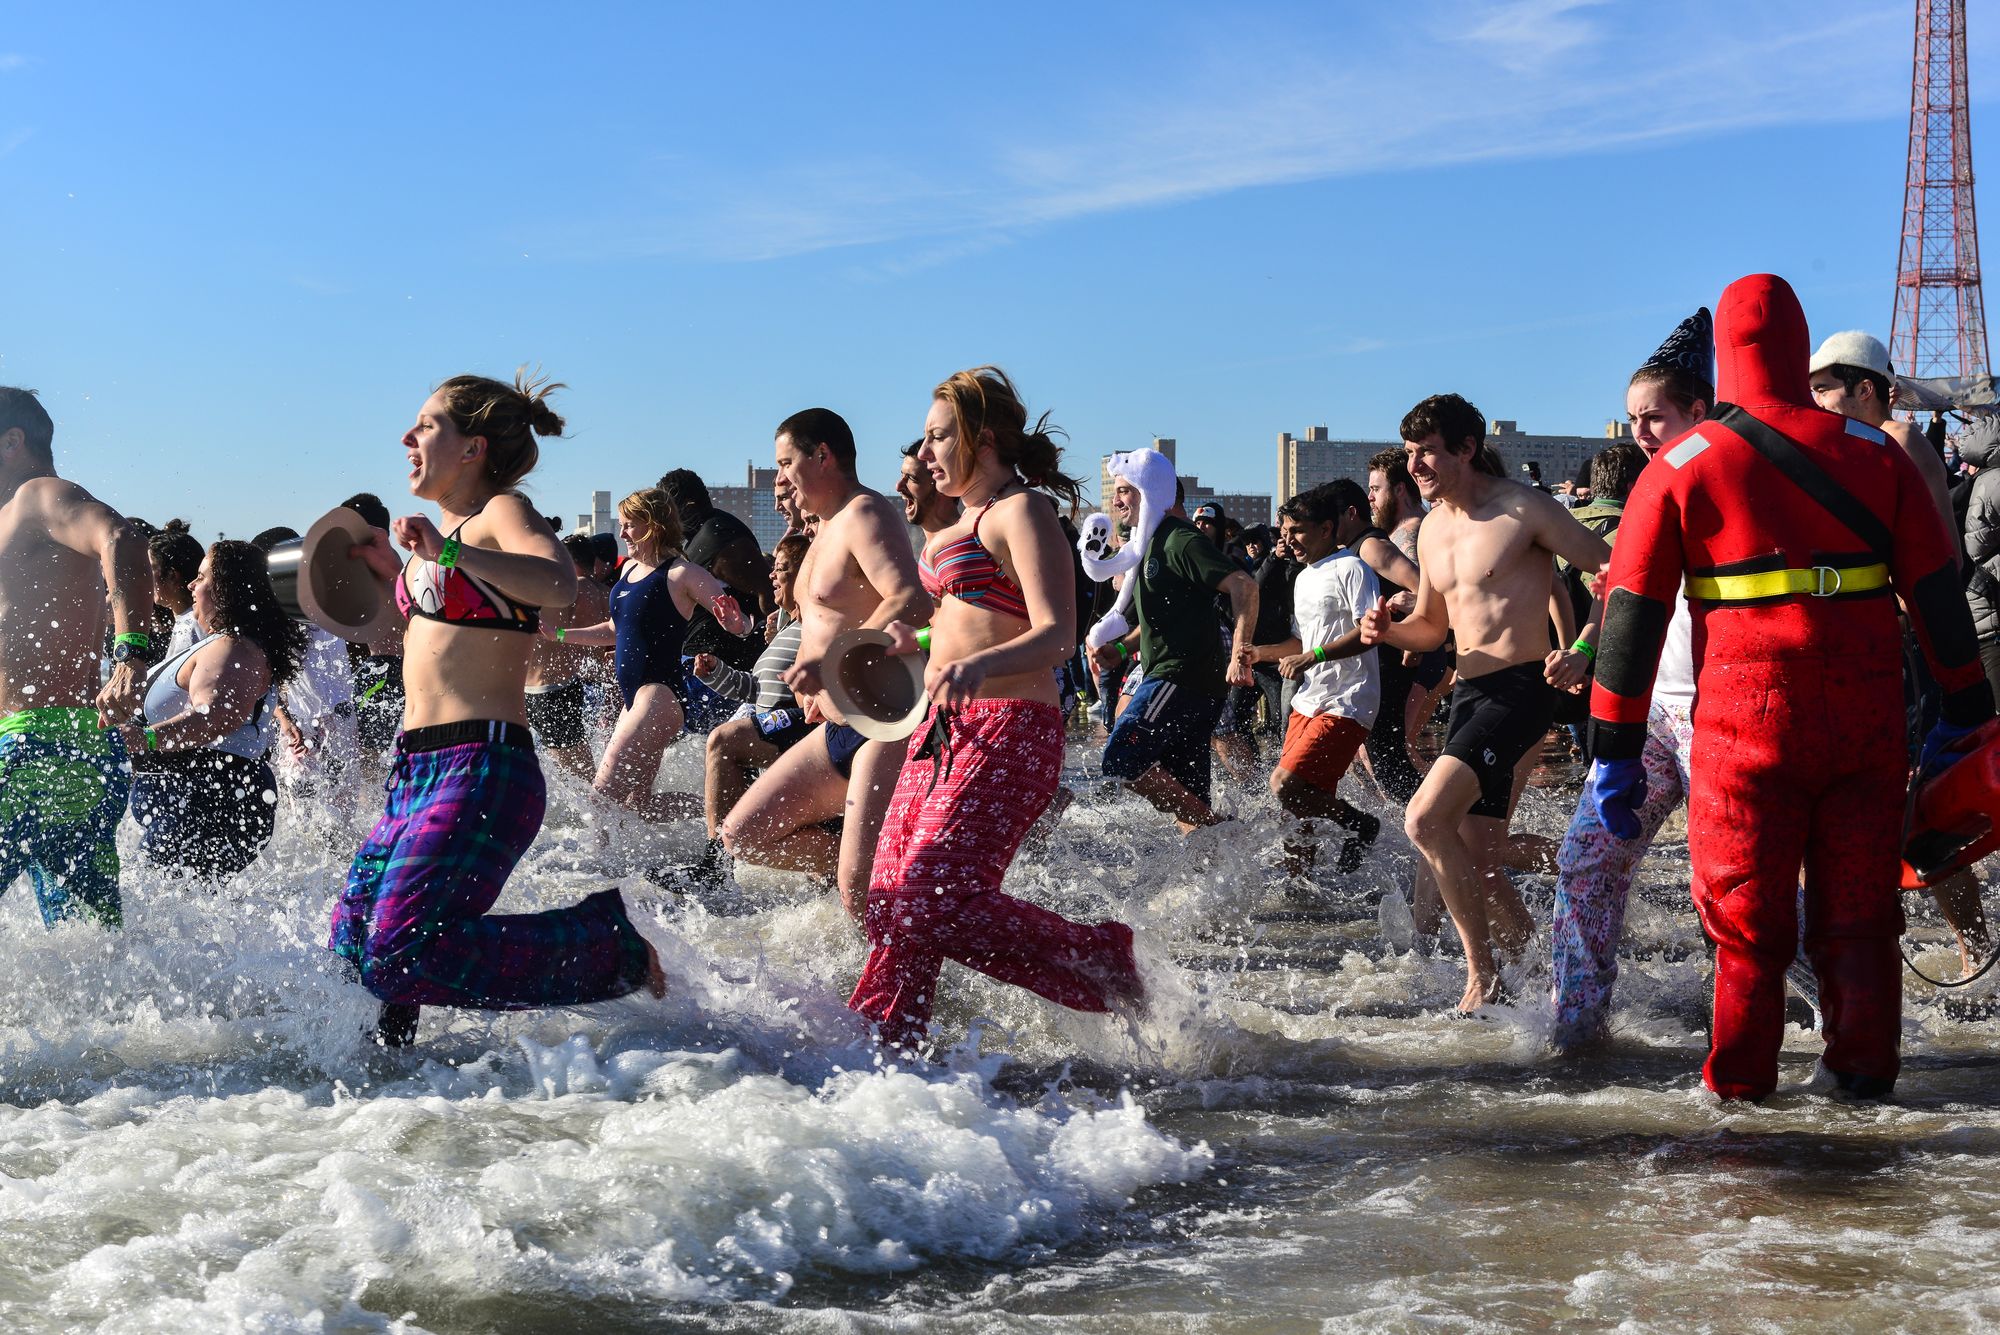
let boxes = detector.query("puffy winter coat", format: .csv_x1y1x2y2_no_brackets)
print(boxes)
1958,418,2000,641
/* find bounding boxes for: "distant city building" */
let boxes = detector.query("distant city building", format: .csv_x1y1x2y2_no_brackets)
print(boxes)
1180,474,1271,528
573,489,619,551
1275,425,1392,503
708,461,788,553
1486,421,1604,491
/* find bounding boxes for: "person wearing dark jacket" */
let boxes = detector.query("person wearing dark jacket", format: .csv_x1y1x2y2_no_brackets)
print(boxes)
1958,418,2000,705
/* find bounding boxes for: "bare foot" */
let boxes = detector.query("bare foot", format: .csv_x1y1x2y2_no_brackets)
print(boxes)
1458,971,1502,1014
644,941,668,999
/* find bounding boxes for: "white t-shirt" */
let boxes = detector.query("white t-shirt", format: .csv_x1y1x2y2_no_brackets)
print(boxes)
1654,597,1695,710
166,610,202,660
1289,548,1380,726
285,626,356,725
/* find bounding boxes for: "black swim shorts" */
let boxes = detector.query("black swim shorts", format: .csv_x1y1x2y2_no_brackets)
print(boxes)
355,654,406,753
525,679,588,751
1441,659,1556,820
753,706,814,754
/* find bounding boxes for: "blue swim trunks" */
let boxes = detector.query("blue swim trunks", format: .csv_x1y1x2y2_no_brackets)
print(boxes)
0,708,130,927
824,721,868,780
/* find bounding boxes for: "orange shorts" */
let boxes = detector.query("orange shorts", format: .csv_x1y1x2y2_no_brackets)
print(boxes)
1278,712,1368,794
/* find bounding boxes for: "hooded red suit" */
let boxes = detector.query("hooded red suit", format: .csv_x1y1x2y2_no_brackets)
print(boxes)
1588,274,1993,1100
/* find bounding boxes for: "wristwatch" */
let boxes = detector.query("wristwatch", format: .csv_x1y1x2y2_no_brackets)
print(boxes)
111,641,146,665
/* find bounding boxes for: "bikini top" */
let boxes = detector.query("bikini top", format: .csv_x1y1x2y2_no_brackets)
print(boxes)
920,498,1029,621
395,520,541,634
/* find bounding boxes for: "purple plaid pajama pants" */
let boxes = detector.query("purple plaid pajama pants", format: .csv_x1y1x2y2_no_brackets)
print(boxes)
330,727,650,1009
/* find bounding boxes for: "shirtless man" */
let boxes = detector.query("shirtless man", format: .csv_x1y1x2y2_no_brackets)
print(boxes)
0,387,153,927
1809,331,1956,548
719,409,931,915
1360,394,1611,1010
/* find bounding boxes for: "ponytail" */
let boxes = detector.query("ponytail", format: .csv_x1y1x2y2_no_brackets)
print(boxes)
934,366,1087,516
436,366,567,491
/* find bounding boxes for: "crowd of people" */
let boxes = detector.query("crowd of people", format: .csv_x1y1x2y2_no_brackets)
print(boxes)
1,271,1995,1102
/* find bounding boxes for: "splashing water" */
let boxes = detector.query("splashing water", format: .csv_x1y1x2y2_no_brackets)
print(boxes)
0,733,1995,1332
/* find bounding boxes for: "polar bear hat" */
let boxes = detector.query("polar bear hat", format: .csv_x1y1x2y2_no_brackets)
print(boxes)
1076,446,1179,651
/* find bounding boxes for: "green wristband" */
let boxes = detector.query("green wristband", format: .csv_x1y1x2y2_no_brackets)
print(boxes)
555,627,566,643
1313,645,1327,663
143,727,158,753
115,632,152,650
1116,641,1130,660
1571,638,1596,662
437,536,462,571
914,627,931,653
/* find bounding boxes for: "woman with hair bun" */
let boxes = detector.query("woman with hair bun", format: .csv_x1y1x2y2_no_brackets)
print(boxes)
857,366,1143,1053
337,371,665,1045
147,520,206,658
122,540,304,879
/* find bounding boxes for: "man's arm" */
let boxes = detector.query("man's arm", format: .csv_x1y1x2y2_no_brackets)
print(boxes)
851,497,932,630
1359,534,1420,597
1548,559,1577,649
41,480,152,641
1527,487,1614,585
710,532,775,618
40,479,153,719
1248,635,1303,665
1364,563,1447,653
1887,420,1960,564
1218,570,1259,686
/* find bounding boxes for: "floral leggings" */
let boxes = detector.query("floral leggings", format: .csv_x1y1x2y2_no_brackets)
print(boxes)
1550,700,1694,1045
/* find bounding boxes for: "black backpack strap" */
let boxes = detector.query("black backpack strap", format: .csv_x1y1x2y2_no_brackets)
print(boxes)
1710,404,1894,563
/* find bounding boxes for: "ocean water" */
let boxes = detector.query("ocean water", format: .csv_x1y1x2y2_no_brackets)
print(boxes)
1,735,1997,1333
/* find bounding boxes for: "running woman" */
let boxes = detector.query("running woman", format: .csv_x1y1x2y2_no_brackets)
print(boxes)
554,488,749,823
859,367,1142,1053
337,372,664,1044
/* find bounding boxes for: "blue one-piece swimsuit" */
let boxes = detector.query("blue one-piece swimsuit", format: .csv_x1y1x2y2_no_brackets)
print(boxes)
611,563,691,709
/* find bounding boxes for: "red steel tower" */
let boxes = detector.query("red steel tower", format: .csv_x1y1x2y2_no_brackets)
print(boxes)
1892,0,1989,381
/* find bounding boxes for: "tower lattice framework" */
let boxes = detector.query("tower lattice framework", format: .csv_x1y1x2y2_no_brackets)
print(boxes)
1892,0,1989,382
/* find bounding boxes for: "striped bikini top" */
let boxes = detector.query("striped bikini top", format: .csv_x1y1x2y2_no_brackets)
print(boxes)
920,501,1029,621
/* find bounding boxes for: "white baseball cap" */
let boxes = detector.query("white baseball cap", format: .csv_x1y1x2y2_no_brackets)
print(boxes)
1810,330,1892,377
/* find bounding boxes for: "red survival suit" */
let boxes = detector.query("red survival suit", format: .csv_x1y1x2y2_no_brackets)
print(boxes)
1588,274,1993,1100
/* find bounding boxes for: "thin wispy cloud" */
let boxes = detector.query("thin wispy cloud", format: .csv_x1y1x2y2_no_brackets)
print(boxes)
1449,0,1611,74
0,129,33,159
531,2,1942,267
0,54,28,74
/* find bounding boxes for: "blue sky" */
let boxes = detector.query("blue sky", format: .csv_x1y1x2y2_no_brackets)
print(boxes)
6,1,1997,538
